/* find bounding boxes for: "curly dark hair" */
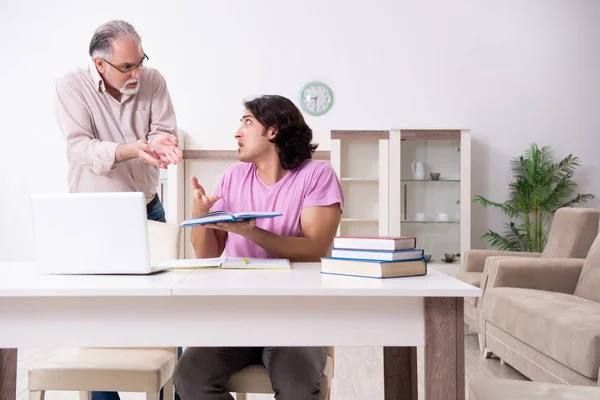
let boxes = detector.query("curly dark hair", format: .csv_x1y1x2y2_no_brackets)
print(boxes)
244,95,318,170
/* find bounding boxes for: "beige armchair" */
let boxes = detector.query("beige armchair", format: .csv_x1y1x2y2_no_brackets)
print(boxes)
457,207,599,332
28,221,182,400
477,233,600,386
226,347,335,400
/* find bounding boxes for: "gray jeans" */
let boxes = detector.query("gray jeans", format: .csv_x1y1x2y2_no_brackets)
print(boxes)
173,347,328,400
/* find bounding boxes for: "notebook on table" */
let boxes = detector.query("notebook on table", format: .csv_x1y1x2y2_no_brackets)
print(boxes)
155,257,291,270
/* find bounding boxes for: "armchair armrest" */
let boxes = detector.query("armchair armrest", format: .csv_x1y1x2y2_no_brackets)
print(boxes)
463,249,541,273
482,257,585,295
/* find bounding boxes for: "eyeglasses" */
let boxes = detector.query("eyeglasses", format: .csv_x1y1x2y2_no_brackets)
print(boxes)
102,53,149,74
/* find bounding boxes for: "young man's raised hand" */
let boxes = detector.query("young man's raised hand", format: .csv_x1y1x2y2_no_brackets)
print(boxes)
191,176,222,216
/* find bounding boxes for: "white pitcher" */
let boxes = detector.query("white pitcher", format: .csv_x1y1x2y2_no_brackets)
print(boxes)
412,160,425,180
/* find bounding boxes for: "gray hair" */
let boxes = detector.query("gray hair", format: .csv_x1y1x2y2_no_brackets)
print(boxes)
88,20,141,59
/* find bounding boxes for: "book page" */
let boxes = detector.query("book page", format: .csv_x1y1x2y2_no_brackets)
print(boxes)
232,212,282,219
198,210,232,217
222,257,290,269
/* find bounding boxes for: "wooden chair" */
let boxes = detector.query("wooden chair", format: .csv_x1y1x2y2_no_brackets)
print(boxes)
226,347,335,400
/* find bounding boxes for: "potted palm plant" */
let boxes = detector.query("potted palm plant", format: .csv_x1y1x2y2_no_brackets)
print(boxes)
474,143,595,252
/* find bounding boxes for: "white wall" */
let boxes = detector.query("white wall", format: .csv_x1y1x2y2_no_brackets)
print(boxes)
1,0,599,260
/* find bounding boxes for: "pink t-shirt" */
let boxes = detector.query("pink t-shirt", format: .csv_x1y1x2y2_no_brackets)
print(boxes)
211,160,344,258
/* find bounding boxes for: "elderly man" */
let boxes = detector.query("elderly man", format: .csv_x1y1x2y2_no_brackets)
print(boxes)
53,20,183,400
55,19,182,222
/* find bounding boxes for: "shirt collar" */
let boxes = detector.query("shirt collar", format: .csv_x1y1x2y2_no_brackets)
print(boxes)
88,62,106,93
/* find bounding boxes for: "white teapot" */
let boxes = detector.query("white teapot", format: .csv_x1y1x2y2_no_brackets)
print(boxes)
412,160,426,180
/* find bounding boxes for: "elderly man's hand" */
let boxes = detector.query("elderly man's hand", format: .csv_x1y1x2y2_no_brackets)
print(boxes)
151,133,183,165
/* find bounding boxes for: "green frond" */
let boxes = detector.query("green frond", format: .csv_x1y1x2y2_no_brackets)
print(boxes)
557,193,596,209
474,196,520,218
482,230,521,251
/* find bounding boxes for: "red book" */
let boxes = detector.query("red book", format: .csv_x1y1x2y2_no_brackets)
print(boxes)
333,236,416,251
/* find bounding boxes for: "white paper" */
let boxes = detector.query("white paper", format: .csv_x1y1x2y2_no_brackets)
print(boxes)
156,258,223,269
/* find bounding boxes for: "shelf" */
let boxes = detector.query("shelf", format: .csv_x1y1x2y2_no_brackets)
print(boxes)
402,220,460,224
428,260,459,264
183,150,330,160
341,218,378,222
401,179,459,182
341,178,379,182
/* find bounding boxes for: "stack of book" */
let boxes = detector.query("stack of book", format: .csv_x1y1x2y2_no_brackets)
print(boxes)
320,236,427,279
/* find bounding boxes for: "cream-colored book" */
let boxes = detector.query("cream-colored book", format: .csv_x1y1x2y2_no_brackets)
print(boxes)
320,257,426,278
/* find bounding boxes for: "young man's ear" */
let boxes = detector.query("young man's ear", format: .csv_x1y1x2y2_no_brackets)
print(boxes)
267,127,278,139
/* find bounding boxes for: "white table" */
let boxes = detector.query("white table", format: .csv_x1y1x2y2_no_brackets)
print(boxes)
0,262,480,400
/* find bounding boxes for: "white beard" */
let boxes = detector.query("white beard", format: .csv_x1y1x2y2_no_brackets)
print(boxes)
119,79,140,95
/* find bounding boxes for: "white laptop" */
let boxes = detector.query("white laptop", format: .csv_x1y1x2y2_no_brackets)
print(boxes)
30,192,170,275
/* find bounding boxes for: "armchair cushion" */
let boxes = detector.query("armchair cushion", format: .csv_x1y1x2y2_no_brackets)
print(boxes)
469,377,600,400
478,257,585,339
481,287,600,379
542,207,599,259
575,236,600,303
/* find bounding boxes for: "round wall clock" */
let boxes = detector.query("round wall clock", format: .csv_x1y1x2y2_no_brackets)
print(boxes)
299,81,333,116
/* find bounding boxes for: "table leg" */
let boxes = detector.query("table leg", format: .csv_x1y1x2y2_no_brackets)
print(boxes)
424,297,465,400
0,348,17,400
383,347,418,400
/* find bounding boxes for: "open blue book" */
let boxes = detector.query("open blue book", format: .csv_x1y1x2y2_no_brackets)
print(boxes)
180,211,282,228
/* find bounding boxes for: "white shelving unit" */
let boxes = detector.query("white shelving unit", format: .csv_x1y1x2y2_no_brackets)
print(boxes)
330,129,471,276
330,131,390,238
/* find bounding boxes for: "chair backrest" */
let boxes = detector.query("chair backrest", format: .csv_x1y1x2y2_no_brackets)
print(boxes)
148,220,182,265
574,233,600,303
150,220,181,354
541,207,599,259
327,346,335,377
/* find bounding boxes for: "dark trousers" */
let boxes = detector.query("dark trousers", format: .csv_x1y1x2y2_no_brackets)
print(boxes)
173,347,328,400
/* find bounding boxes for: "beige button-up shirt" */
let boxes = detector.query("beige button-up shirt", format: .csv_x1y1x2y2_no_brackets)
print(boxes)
54,64,177,203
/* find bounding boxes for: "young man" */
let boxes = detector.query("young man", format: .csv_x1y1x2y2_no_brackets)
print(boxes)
173,95,344,400
54,20,183,400
55,20,183,223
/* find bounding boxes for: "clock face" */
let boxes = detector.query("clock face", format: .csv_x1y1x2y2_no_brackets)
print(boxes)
299,81,333,116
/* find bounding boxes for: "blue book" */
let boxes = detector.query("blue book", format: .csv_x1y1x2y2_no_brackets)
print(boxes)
180,211,282,228
330,248,424,262
320,256,427,279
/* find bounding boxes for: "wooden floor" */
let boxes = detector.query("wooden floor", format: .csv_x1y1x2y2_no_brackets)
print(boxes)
14,334,527,400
